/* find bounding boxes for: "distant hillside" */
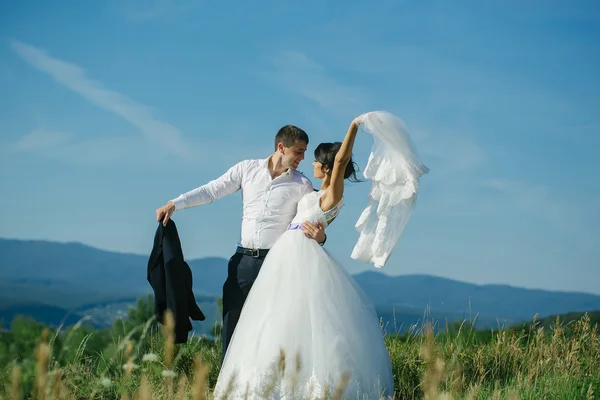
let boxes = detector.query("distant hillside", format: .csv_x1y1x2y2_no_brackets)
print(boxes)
0,238,227,308
512,309,600,334
0,303,82,328
0,295,222,336
353,271,600,322
2,237,600,333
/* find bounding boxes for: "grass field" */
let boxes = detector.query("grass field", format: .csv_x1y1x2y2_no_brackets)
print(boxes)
1,309,599,399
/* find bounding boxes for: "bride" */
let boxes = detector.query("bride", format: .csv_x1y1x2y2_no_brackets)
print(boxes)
213,111,428,399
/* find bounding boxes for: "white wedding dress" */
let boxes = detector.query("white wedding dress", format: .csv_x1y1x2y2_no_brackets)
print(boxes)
214,190,394,399
213,111,428,400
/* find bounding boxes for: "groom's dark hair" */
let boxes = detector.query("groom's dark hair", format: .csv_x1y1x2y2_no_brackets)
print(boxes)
274,125,309,150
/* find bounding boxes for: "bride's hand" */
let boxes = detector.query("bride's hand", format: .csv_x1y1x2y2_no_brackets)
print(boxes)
352,113,368,127
301,221,326,244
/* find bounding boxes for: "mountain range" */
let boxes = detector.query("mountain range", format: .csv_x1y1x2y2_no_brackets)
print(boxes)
2,237,600,334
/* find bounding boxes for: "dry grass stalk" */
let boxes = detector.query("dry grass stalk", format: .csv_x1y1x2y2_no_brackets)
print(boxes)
421,324,444,400
48,367,69,400
586,383,595,400
164,310,175,370
331,370,351,400
123,340,136,378
137,375,152,400
191,354,209,400
176,375,187,400
278,348,286,375
316,383,330,400
163,310,176,399
507,389,520,400
289,353,302,397
465,384,479,400
10,366,21,400
254,350,287,398
35,329,50,400
220,369,238,400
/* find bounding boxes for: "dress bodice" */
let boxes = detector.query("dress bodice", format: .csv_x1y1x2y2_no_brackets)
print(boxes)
291,190,344,228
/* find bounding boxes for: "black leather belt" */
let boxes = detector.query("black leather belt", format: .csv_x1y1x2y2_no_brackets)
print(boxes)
236,246,269,258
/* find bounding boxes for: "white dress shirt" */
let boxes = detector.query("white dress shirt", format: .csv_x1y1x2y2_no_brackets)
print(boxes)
171,157,314,250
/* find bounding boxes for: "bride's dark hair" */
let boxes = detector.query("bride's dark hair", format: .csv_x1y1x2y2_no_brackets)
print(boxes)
314,142,362,182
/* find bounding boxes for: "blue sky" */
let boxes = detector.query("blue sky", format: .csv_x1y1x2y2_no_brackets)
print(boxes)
1,0,599,294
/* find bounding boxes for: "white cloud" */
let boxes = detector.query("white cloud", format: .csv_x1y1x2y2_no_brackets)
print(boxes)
9,40,191,161
49,137,134,165
7,130,73,152
4,129,143,166
263,50,487,176
264,50,369,117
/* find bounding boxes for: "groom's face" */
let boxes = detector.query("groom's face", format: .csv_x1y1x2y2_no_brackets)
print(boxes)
282,140,307,170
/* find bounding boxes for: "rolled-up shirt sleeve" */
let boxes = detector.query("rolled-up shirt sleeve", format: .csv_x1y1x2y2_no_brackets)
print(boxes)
170,161,245,210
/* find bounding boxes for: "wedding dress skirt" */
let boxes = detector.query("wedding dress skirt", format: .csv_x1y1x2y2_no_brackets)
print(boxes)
213,228,394,399
212,108,429,399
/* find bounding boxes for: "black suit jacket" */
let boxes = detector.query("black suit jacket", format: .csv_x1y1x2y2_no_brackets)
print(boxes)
147,219,205,344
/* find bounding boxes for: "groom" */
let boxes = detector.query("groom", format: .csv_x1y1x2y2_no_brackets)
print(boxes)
155,124,326,361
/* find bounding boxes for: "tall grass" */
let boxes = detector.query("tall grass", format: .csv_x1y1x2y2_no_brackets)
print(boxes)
1,312,598,399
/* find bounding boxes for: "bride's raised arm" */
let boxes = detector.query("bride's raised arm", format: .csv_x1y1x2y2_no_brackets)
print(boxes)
320,117,361,212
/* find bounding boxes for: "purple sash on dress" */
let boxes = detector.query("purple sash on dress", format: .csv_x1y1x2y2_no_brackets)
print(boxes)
287,223,302,231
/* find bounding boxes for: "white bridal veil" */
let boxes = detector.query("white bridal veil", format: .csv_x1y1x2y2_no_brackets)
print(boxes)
351,111,429,269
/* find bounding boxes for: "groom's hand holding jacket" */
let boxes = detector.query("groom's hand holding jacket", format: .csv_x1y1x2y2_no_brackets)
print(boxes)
156,201,176,227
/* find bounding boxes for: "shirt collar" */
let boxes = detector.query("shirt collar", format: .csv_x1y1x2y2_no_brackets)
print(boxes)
264,156,293,178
